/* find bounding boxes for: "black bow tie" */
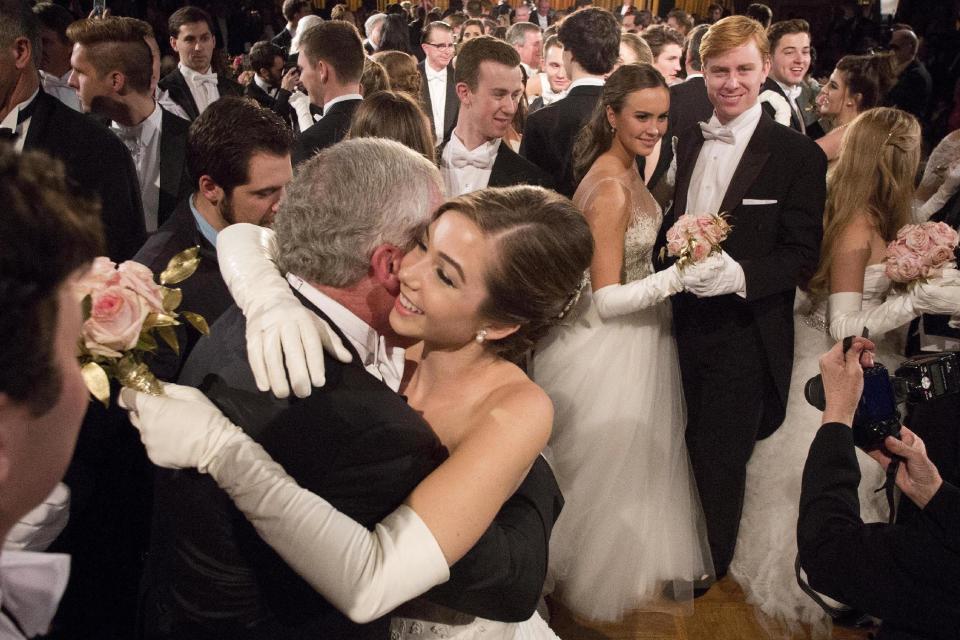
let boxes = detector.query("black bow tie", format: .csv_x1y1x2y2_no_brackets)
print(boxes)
0,97,38,142
0,128,16,141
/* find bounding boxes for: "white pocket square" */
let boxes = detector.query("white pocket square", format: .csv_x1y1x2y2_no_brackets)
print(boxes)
742,198,777,205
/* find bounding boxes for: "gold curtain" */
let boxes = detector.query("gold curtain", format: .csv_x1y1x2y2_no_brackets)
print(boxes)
672,0,730,18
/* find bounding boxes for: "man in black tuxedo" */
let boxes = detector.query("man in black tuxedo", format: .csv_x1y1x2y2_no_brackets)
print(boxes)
0,0,145,262
667,16,826,578
761,19,813,135
244,41,296,125
439,36,552,195
272,0,311,51
886,27,932,122
798,338,960,640
506,22,542,82
530,0,556,29
418,21,459,146
137,138,563,638
520,8,620,197
67,17,192,233
292,21,364,166
157,6,242,122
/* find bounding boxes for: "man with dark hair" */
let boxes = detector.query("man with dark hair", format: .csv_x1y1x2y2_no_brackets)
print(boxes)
886,27,932,121
418,21,458,145
520,7,619,196
706,3,723,23
134,96,294,382
157,6,241,121
642,24,684,85
620,7,639,33
33,2,79,111
762,19,813,133
0,144,103,640
273,0,312,51
245,40,297,123
506,21,542,80
67,17,192,233
440,36,552,195
746,2,773,28
0,0,145,262
293,20,365,165
666,8,693,36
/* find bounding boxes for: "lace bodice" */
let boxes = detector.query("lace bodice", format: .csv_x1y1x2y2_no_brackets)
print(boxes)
573,168,663,283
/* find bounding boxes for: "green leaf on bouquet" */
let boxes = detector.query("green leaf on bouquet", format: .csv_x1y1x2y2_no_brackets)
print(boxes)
161,286,183,313
81,361,111,407
156,325,180,355
160,246,201,285
115,355,163,396
182,311,210,336
136,331,158,352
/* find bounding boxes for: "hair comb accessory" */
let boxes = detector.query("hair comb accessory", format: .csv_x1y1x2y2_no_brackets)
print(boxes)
558,273,589,319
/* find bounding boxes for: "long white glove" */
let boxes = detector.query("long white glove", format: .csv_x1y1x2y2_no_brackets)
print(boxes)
680,250,746,298
592,265,683,319
119,384,449,623
916,161,960,221
217,224,353,399
827,291,917,342
4,483,70,552
910,268,960,316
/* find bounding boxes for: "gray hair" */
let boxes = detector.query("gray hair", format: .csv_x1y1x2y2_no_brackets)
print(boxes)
290,14,323,54
274,138,443,287
0,0,40,63
506,21,539,48
364,12,386,38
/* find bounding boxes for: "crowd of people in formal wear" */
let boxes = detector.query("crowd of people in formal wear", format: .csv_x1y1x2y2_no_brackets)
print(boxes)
1,0,960,638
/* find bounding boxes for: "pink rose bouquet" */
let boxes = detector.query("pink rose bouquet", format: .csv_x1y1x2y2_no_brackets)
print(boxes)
660,213,732,269
76,247,209,405
884,221,958,285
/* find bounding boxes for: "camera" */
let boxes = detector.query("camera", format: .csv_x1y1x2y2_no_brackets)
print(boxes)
805,352,960,449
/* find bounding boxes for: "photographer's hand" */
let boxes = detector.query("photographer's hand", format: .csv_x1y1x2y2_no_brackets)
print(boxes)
819,336,875,426
873,427,944,509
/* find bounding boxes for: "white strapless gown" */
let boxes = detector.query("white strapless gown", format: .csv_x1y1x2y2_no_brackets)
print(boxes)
390,601,560,639
531,170,713,622
729,265,904,636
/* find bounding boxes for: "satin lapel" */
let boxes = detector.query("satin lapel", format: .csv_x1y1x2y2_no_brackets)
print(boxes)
488,144,508,186
21,91,55,150
418,62,434,126
671,128,705,218
158,109,179,219
718,114,772,214
443,64,458,132
171,70,200,121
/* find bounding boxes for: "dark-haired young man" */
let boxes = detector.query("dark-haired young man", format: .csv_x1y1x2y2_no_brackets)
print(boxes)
157,5,241,121
33,2,79,111
762,19,812,134
419,21,458,145
440,36,552,195
520,7,619,196
134,96,294,380
293,20,365,165
272,0,312,51
67,17,192,232
245,40,297,123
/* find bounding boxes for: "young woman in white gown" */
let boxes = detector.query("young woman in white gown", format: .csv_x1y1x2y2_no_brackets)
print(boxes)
531,63,713,622
729,107,941,635
123,185,595,640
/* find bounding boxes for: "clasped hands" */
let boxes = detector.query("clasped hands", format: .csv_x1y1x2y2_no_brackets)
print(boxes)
678,250,746,298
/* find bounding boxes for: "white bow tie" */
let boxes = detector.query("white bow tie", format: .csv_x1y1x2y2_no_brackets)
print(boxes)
450,145,496,169
699,122,735,145
783,84,802,101
115,124,144,153
0,551,70,638
195,71,218,86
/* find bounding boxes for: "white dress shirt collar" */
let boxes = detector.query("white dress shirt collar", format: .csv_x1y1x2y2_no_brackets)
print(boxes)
286,274,406,391
684,72,703,82
424,63,447,83
425,66,447,141
253,73,277,98
321,93,363,116
0,89,39,154
179,62,219,116
774,78,802,102
441,132,500,197
0,550,70,639
112,103,163,231
565,76,605,93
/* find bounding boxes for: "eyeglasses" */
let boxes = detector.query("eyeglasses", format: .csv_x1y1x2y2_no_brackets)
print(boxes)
424,42,455,50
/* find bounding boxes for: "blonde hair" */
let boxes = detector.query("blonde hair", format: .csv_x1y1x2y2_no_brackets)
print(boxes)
808,107,921,297
620,32,653,65
699,15,770,65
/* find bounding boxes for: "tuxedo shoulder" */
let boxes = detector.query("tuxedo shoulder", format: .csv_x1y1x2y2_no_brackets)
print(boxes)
158,68,184,88
770,122,826,161
133,205,198,270
161,107,191,131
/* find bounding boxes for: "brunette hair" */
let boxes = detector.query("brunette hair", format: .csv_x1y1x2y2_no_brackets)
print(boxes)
433,186,594,362
66,17,153,94
455,35,521,91
666,9,693,34
32,2,73,44
0,145,103,415
767,18,810,53
282,0,311,22
379,13,413,54
557,7,619,75
372,50,421,95
684,23,709,72
459,17,486,42
421,20,453,44
299,20,365,84
573,63,667,182
642,24,683,59
835,52,897,112
167,6,214,39
330,4,356,24
359,57,391,95
348,90,435,162
699,14,770,64
248,41,284,75
808,108,921,298
745,3,773,28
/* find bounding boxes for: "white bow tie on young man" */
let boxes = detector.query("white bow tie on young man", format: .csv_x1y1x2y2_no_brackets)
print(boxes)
450,144,496,170
699,121,736,145
195,71,219,87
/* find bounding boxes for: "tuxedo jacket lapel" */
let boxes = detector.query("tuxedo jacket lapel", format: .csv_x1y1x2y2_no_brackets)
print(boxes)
718,114,773,214
443,65,459,139
158,108,191,227
671,129,705,217
161,69,200,121
418,61,434,121
21,90,55,150
290,288,364,366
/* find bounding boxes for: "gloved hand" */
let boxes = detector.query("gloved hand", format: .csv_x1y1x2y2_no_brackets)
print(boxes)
119,383,247,472
4,483,70,552
592,264,683,319
910,269,960,316
217,224,353,399
917,160,960,220
681,250,746,298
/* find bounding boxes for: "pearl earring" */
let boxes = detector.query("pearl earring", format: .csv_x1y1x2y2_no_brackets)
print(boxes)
475,329,488,344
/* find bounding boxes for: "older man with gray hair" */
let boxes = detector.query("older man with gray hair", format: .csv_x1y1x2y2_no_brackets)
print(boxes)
131,137,562,638
505,20,542,79
363,11,386,54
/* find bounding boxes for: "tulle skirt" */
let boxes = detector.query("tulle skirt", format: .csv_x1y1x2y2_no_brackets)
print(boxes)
531,291,713,622
390,601,560,639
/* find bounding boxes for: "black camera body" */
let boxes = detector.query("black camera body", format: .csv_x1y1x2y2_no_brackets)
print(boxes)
805,352,960,450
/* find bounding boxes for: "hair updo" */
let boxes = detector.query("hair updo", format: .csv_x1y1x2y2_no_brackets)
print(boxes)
432,186,594,362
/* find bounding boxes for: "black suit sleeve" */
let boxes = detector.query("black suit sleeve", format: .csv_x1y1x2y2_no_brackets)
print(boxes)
518,110,547,171
423,457,563,622
97,135,148,261
798,422,960,638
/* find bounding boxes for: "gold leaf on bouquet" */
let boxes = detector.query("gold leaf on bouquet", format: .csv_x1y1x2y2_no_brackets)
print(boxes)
115,355,164,396
181,311,210,336
161,286,183,313
157,325,180,355
81,361,111,407
160,246,201,286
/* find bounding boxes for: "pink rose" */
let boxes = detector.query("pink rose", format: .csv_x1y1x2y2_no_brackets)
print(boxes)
903,226,933,253
896,224,914,241
118,260,165,313
885,240,910,259
690,239,711,262
926,221,959,249
75,257,119,298
698,217,723,246
889,254,925,283
925,244,955,269
82,285,149,358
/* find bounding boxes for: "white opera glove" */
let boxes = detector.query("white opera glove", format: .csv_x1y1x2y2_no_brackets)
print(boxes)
119,383,449,623
909,268,960,316
217,224,352,399
592,264,683,319
4,483,70,552
681,250,746,298
827,291,917,342
917,163,960,220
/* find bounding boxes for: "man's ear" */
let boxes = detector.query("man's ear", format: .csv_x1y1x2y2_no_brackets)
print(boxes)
370,243,405,295
197,175,225,207
12,36,32,71
455,81,472,105
110,70,125,93
169,36,179,54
